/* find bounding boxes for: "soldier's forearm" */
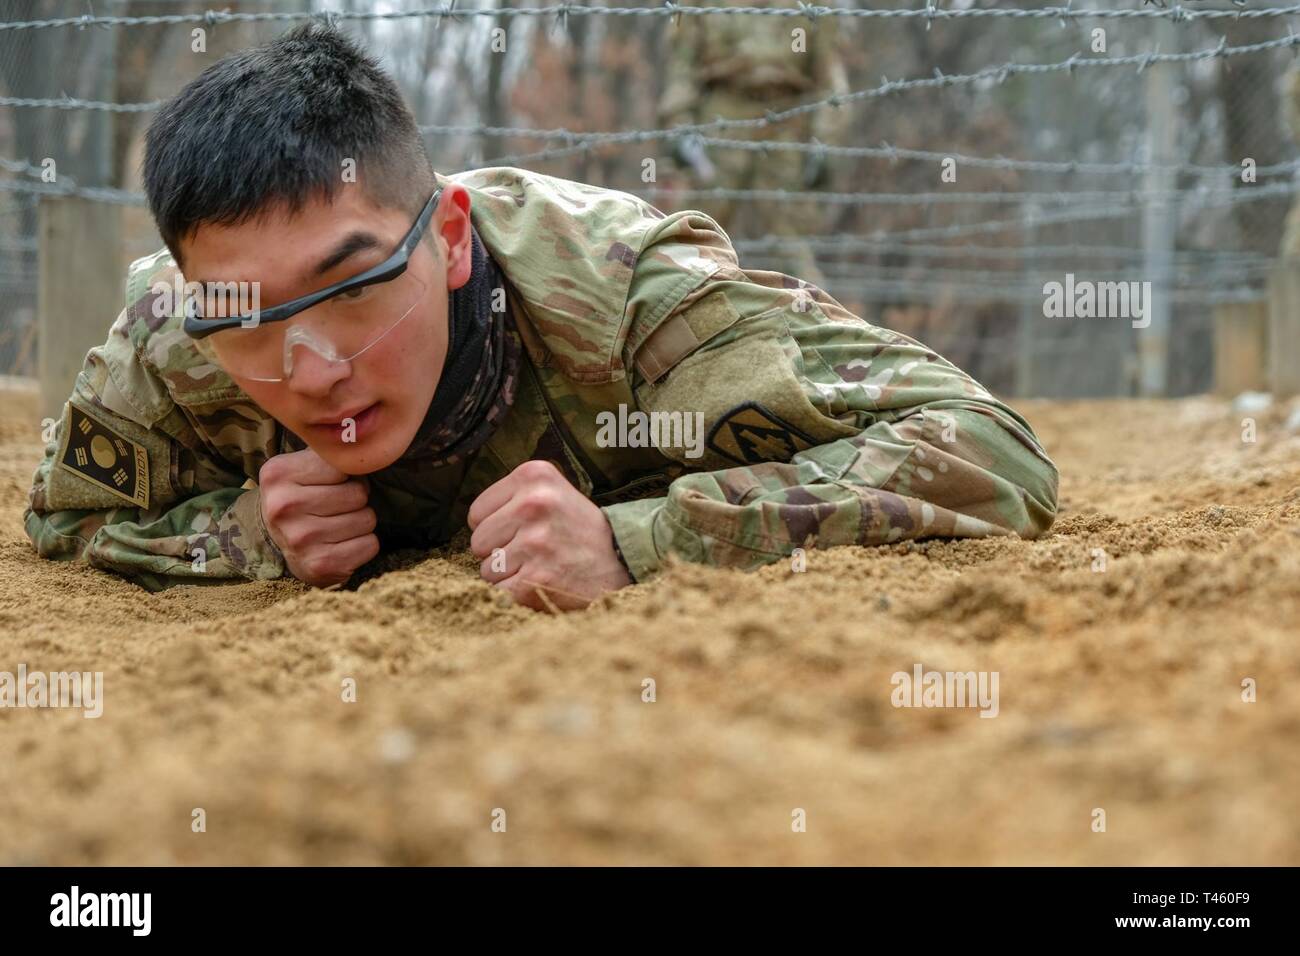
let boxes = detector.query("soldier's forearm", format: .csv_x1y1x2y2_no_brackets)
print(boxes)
602,406,1058,579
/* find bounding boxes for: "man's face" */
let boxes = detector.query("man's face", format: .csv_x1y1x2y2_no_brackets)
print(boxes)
178,183,474,475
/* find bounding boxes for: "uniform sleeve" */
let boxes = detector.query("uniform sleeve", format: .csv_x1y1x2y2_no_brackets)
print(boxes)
602,263,1059,581
25,443,282,593
23,264,285,592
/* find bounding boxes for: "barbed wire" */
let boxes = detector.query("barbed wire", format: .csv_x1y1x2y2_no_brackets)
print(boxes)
476,130,1281,173
0,178,146,206
741,251,1276,281
733,236,1271,264
0,1,1277,387
0,95,163,113
906,333,1187,356
2,15,1291,288
620,134,1300,180
0,209,1275,274
798,259,1276,286
0,3,1295,33
822,276,1266,306
1,159,1293,248
0,157,148,206
9,123,1255,189
864,178,1299,243
0,168,1272,271
8,27,1300,118
3,156,1292,212
464,30,1300,166
0,158,48,178
632,183,1289,206
645,177,1298,244
6,104,1288,184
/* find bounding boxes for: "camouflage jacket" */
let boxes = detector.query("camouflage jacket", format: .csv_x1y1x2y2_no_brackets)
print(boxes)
656,0,851,145
25,165,1059,591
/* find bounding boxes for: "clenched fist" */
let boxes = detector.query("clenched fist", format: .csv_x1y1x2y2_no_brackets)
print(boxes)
257,448,379,587
468,459,632,611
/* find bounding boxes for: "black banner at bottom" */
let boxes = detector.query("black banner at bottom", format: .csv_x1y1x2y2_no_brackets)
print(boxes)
0,866,1279,942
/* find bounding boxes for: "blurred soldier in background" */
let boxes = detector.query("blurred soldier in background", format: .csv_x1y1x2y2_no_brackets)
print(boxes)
1282,64,1300,257
657,0,850,288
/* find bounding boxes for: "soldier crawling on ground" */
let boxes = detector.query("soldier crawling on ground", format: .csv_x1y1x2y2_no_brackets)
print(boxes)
25,25,1059,611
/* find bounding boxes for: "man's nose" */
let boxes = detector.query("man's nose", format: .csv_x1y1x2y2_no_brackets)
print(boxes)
284,344,352,397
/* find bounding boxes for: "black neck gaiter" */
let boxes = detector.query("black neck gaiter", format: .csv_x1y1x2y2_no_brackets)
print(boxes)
400,223,521,468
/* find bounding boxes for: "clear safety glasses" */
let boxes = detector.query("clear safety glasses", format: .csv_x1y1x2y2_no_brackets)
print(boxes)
183,188,440,383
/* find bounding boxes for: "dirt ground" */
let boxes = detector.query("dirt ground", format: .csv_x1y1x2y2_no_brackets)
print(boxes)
0,379,1297,865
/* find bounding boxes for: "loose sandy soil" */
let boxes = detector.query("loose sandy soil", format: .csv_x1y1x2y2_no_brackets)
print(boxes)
0,381,1297,865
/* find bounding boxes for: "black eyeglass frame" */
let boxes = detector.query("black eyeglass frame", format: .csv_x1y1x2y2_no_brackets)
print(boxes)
182,187,442,340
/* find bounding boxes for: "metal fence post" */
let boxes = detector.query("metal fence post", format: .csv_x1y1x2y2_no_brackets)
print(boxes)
38,196,122,422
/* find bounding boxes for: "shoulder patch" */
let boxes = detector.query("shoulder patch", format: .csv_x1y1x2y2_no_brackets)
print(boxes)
706,401,817,465
55,406,150,508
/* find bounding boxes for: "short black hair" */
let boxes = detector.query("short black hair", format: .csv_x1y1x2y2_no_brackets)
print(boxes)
144,23,435,263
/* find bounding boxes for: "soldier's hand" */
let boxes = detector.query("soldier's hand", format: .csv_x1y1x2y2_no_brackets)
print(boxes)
257,448,379,587
467,459,632,612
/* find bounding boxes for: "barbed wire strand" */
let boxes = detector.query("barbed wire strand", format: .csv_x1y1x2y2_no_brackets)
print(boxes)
5,159,1294,211
818,277,1267,306
791,259,1277,285
7,28,1299,119
1,3,1298,33
553,133,1300,180
733,236,1270,264
631,183,1291,206
865,178,1299,243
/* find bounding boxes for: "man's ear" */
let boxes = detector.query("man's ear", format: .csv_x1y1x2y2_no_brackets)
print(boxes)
437,184,474,292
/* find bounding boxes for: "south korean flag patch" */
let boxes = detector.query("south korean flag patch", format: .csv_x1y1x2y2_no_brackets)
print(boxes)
55,405,150,508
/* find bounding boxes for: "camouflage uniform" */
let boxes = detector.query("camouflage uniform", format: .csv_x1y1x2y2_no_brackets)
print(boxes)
25,165,1058,591
656,0,850,287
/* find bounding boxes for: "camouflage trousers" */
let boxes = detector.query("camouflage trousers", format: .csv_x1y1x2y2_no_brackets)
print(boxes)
681,89,830,289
